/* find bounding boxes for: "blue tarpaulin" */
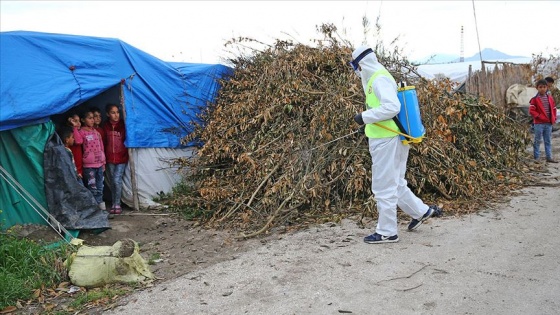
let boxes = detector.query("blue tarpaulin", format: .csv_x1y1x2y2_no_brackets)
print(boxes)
0,31,233,148
0,31,233,229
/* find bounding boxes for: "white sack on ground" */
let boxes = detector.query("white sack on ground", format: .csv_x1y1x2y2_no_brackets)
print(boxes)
67,239,154,288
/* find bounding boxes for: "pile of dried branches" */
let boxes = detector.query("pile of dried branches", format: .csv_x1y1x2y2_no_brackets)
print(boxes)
169,25,532,238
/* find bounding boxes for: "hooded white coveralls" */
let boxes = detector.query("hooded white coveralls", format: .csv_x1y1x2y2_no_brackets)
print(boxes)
352,46,429,236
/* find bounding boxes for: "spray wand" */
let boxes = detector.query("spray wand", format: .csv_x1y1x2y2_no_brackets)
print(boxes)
308,129,361,151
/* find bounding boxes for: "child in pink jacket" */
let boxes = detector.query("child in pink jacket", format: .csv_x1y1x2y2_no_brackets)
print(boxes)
79,109,107,210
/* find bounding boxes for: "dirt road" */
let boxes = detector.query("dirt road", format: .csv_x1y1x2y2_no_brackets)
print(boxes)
106,148,560,314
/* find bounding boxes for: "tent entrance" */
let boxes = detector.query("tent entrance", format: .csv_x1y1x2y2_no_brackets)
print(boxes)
51,84,123,206
51,84,122,128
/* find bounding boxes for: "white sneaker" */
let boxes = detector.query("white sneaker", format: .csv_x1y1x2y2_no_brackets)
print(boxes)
98,202,106,210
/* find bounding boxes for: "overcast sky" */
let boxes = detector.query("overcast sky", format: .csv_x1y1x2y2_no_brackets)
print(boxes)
1,1,558,64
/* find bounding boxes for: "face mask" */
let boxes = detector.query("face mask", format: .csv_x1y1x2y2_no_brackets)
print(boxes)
349,48,373,75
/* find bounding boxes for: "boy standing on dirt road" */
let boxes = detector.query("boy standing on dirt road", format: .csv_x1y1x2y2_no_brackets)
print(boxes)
530,79,557,163
349,46,441,244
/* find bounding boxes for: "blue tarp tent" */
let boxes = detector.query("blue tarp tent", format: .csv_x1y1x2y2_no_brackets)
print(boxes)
0,31,233,229
1,31,233,147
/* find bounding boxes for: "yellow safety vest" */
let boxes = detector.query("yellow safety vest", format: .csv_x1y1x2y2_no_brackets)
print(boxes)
364,69,400,139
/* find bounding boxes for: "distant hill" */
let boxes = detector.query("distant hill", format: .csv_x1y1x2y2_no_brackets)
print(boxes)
415,48,528,64
414,53,459,64
463,48,527,62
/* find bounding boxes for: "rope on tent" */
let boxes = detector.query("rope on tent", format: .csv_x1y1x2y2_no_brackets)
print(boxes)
0,165,75,244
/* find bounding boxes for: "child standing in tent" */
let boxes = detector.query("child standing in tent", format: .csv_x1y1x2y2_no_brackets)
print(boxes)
65,113,84,181
58,125,81,181
91,106,105,139
102,104,128,215
79,109,107,210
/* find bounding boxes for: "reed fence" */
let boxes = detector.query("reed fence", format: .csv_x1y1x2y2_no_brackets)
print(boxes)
465,61,533,108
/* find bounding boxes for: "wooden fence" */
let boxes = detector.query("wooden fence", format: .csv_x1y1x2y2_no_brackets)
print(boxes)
465,61,533,109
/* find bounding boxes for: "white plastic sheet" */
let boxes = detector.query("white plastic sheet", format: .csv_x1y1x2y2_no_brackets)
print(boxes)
120,147,195,209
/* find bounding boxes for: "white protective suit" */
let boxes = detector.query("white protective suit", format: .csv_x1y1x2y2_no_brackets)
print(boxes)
352,46,429,236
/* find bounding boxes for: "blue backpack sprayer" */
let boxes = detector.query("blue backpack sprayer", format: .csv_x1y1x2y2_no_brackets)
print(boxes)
392,82,425,144
361,81,425,144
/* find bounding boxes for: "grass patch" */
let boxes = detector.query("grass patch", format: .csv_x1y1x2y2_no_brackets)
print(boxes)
69,287,128,309
177,206,209,221
147,252,161,265
153,181,192,203
0,232,72,309
154,181,211,220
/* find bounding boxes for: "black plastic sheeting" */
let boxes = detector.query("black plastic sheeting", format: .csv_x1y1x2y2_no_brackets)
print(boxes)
43,134,111,231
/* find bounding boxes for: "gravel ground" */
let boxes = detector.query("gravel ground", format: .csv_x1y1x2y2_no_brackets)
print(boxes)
105,145,560,315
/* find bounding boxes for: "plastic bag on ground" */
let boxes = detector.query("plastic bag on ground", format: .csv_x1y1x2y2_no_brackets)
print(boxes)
67,238,154,288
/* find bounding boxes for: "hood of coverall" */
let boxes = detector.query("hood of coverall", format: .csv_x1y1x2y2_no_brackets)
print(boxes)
352,46,385,92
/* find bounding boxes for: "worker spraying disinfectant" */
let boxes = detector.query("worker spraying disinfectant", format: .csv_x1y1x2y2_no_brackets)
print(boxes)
349,46,442,244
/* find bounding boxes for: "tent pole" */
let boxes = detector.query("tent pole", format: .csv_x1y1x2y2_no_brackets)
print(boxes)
129,148,140,211
121,81,139,211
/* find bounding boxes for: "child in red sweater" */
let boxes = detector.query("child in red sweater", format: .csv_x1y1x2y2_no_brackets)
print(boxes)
530,79,557,163
102,104,129,215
